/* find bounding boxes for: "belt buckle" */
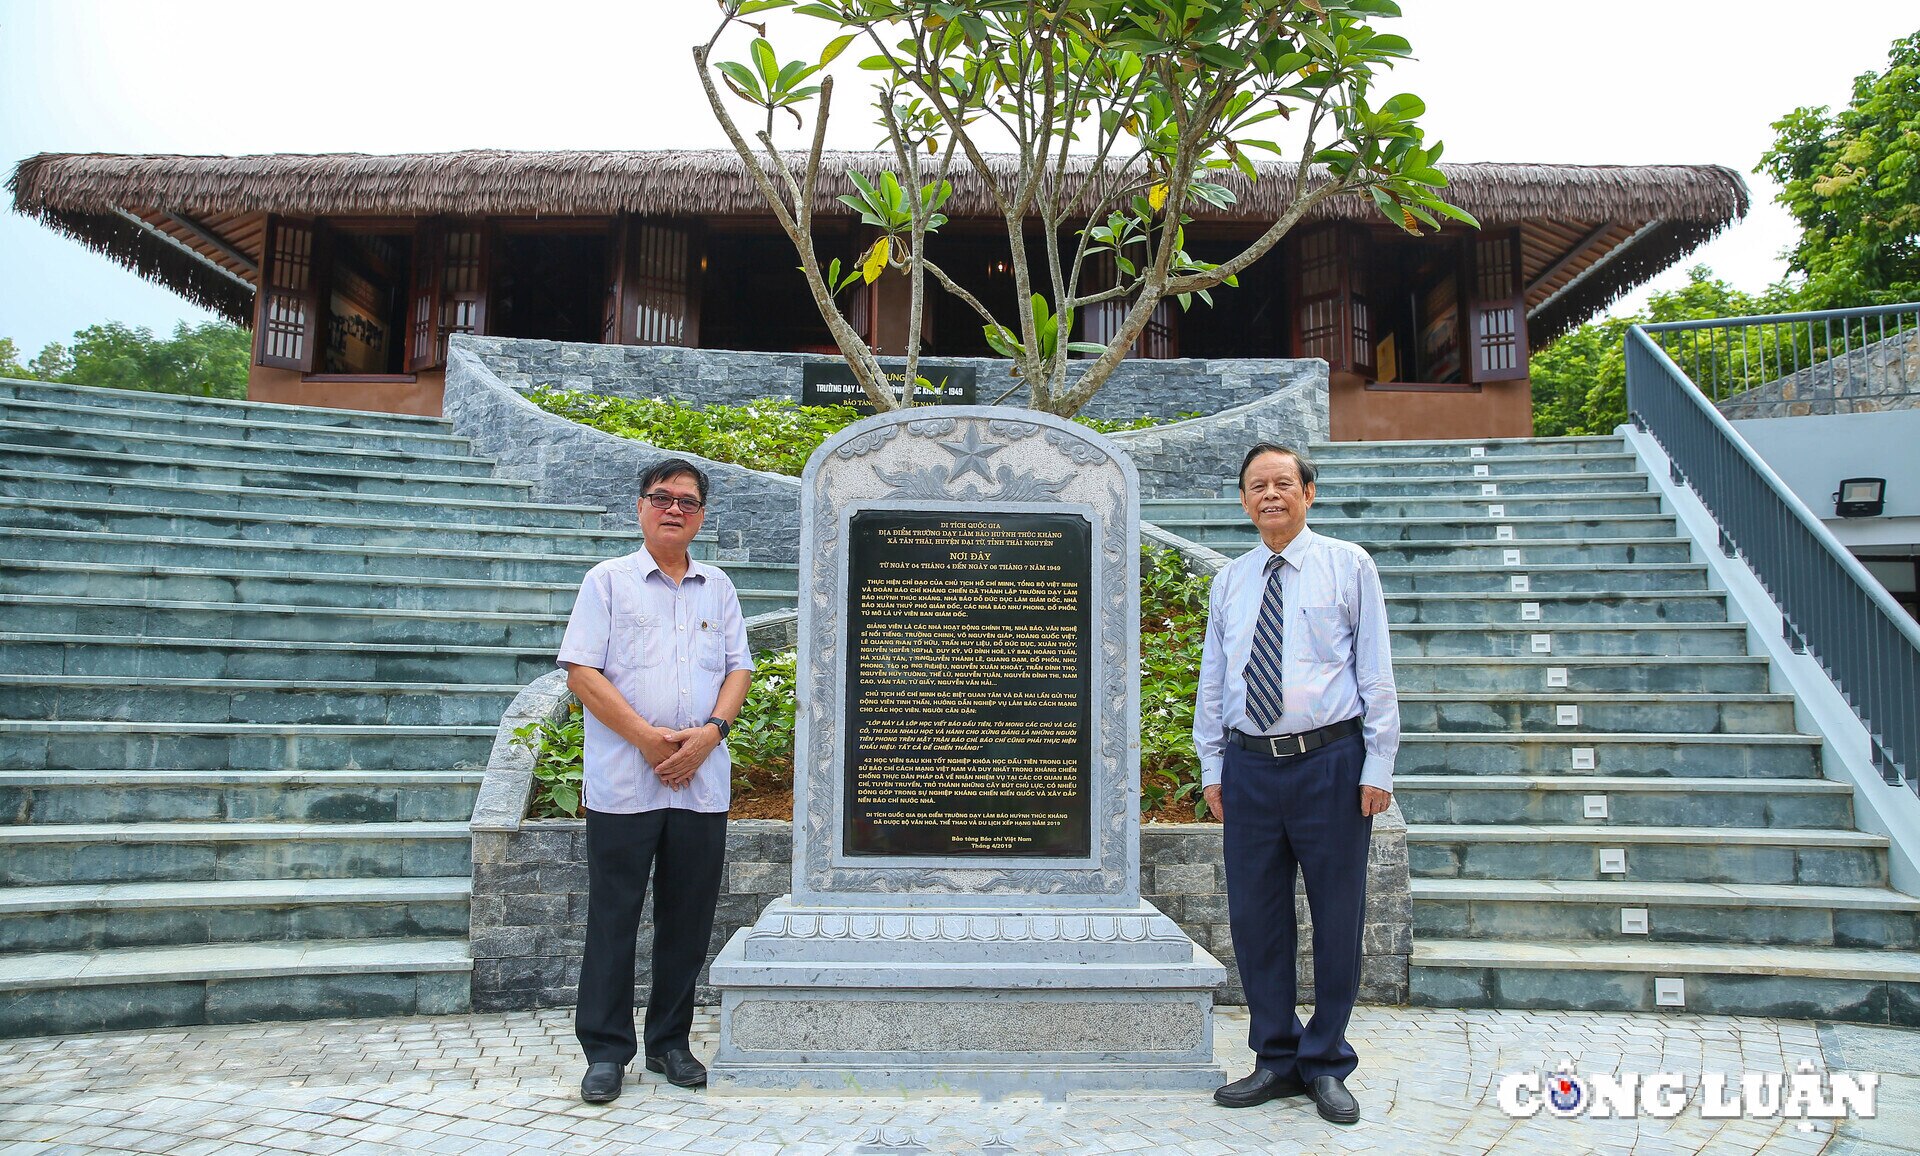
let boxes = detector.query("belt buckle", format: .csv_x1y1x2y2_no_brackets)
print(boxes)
1267,732,1306,758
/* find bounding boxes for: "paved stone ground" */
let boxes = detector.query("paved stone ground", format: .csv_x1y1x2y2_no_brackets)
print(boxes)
0,1006,1909,1155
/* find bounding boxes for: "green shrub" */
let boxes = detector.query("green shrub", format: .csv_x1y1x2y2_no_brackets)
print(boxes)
511,703,586,819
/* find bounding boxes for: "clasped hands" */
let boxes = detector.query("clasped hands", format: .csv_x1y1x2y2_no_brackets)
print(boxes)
637,723,720,789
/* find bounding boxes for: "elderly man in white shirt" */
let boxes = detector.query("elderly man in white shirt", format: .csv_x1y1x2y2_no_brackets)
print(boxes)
559,457,754,1103
1193,443,1399,1125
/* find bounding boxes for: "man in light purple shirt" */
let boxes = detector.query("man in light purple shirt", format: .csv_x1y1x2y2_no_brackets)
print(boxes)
1195,443,1399,1125
559,457,754,1103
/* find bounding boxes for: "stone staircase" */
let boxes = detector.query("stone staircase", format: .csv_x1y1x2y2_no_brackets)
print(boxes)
1144,434,1920,1025
0,378,797,1037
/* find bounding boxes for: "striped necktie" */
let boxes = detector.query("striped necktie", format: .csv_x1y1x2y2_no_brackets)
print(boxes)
1243,555,1287,731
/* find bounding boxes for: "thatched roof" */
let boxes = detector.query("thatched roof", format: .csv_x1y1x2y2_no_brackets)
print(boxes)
10,148,1748,333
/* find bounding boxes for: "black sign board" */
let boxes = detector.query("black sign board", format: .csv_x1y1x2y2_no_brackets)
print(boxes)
802,361,977,414
842,510,1093,858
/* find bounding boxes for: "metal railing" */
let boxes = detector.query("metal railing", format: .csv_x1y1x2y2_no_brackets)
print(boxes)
1641,302,1918,407
1626,304,1920,795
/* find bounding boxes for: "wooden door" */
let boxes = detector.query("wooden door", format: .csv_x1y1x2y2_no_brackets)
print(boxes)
1288,224,1373,378
1466,227,1528,382
405,221,445,372
628,220,696,346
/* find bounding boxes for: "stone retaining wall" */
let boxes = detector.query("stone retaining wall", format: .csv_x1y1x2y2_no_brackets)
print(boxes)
1717,326,1920,419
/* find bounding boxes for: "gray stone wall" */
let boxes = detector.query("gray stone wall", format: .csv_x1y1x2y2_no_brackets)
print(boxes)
469,820,1409,1012
1717,326,1920,420
457,334,1326,425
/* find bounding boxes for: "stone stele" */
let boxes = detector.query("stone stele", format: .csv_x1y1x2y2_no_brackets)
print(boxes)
709,406,1226,1096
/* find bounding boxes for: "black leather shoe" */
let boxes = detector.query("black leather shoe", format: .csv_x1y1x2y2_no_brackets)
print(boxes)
1213,1067,1308,1108
580,1061,623,1103
1309,1074,1360,1124
645,1048,708,1088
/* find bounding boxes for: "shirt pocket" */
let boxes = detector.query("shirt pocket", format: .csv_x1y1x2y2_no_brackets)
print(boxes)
694,620,727,673
1297,605,1352,664
616,612,668,668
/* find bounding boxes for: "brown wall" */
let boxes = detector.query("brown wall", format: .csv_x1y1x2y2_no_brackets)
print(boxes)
247,368,446,417
1330,377,1533,442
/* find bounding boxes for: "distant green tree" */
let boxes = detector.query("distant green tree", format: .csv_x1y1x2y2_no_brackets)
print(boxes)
0,322,250,398
1758,31,1920,309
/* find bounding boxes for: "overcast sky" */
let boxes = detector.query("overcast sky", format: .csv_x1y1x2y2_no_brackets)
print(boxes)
1,1,1914,354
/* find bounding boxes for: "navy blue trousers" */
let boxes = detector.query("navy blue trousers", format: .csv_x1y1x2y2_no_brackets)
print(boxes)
1221,731,1371,1082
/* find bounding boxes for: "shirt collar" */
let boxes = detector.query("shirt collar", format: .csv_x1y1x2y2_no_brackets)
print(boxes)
629,547,711,585
1257,526,1318,574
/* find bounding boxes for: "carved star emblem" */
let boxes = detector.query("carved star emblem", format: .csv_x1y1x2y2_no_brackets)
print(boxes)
938,424,1004,482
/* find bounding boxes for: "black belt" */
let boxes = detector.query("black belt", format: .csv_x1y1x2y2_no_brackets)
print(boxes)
1229,717,1362,760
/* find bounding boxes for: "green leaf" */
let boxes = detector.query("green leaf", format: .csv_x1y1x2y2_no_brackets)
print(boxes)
751,37,780,85
819,32,858,67
1066,341,1108,354
716,61,764,103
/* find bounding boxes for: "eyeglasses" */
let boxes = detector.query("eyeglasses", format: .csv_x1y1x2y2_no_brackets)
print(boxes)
643,491,706,514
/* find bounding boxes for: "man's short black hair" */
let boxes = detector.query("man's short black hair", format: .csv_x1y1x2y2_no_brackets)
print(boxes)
639,458,710,504
1237,443,1317,490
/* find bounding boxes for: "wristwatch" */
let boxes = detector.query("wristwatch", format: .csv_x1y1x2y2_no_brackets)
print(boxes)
705,716,732,739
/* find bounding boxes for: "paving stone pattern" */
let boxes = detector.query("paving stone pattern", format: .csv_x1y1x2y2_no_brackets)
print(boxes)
468,821,1410,1013
2,1005,1902,1154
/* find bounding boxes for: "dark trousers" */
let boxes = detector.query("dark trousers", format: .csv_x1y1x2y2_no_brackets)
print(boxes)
575,807,728,1065
1221,731,1372,1083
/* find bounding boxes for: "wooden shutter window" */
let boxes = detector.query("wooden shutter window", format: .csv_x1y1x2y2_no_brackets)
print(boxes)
406,222,446,372
439,227,487,361
1289,224,1374,378
1468,228,1528,382
633,222,692,346
1076,253,1176,358
256,217,321,372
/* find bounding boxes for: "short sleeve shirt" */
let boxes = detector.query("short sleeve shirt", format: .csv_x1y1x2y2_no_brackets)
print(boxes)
556,549,755,813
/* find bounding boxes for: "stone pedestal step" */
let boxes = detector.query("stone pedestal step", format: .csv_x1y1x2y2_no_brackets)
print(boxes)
1397,775,1852,828
1314,472,1654,497
1397,733,1823,778
0,768,483,824
0,720,494,772
1408,823,1886,886
0,467,605,528
1287,452,1645,478
1399,692,1797,734
1311,435,1628,458
0,820,473,886
0,376,453,433
1377,563,1709,594
0,876,472,953
1410,939,1920,1025
0,418,498,478
1413,879,1920,950
1385,591,1730,625
0,632,558,684
0,937,472,1038
2,593,566,648
0,394,473,455
0,495,648,555
1268,513,1680,543
1391,623,1751,658
7,441,539,501
1392,656,1769,694
0,676,522,727
1360,539,1695,567
0,525,716,581
1166,493,1668,521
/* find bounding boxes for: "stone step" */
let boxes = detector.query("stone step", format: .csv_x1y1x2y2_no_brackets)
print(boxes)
1310,473,1653,498
1352,539,1695,568
1409,940,1920,1024
1407,823,1887,886
0,877,472,954
1,593,566,648
1385,591,1728,625
1316,452,1647,479
0,494,648,555
1396,776,1853,828
0,821,474,886
1399,693,1797,734
1390,623,1752,658
0,394,475,456
1398,733,1824,779
0,721,494,772
0,418,499,478
1311,435,1628,459
1413,880,1920,950
0,769,483,824
1168,493,1668,521
0,525,716,580
1376,564,1708,594
5,441,539,502
0,937,471,1038
1390,656,1770,694
1170,513,1679,546
0,376,454,434
0,676,522,727
0,467,604,529
0,633,557,685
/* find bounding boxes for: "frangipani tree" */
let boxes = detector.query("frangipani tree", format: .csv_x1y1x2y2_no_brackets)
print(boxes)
694,0,1474,416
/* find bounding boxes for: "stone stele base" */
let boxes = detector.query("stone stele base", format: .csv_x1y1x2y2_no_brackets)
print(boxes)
708,898,1226,1097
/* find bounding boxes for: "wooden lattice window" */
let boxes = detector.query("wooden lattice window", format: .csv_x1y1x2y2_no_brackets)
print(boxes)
255,217,322,372
406,222,445,372
1076,253,1176,358
439,227,487,359
1289,224,1373,378
1468,227,1528,382
632,222,693,346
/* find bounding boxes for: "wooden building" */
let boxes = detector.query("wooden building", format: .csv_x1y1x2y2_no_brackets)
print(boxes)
9,150,1747,438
